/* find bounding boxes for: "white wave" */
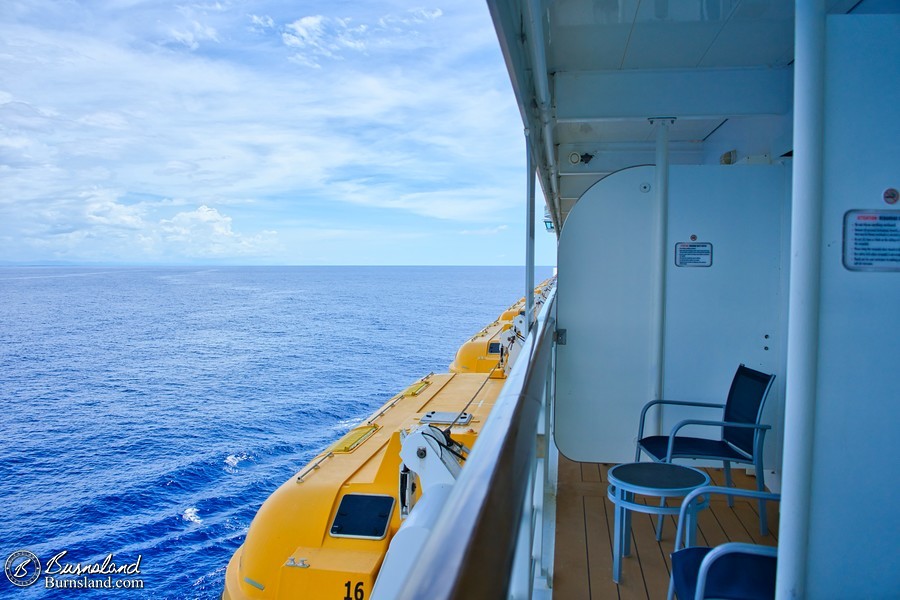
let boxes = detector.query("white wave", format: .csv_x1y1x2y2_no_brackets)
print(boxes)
224,453,250,473
331,418,363,432
182,507,202,524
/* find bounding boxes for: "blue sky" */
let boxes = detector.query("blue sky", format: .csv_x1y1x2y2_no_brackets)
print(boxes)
0,0,556,266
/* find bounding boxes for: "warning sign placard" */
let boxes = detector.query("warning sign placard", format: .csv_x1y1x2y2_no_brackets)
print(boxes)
843,210,900,272
675,242,713,268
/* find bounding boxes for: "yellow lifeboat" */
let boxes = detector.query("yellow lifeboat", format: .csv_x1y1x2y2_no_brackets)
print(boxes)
223,279,554,599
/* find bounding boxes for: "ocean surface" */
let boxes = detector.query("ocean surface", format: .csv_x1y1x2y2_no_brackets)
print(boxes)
0,266,552,598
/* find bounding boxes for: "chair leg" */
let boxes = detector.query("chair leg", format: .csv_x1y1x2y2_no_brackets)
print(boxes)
656,497,665,540
613,489,630,583
756,460,768,536
684,497,699,548
612,495,622,583
624,491,633,556
723,461,734,507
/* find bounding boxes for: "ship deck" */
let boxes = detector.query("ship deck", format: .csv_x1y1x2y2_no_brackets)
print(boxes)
553,457,779,600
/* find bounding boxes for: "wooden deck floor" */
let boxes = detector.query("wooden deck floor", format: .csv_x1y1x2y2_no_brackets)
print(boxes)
553,457,779,600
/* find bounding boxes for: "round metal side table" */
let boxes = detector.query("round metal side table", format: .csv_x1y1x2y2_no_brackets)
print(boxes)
607,462,710,583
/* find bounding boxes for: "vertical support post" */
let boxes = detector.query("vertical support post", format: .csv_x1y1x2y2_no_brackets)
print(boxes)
526,132,536,330
508,450,536,600
539,322,558,593
777,1,825,597
649,118,673,434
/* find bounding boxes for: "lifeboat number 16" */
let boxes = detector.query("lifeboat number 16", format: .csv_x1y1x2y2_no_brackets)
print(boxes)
344,581,364,600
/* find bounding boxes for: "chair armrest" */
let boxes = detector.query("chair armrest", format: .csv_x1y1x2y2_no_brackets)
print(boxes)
666,420,772,460
671,419,772,435
695,543,778,600
674,486,781,551
637,400,725,440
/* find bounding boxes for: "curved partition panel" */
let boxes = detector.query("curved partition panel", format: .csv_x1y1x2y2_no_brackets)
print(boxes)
555,163,788,464
556,165,659,462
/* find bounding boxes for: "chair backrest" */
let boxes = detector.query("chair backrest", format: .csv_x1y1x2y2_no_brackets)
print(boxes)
706,550,778,600
722,364,775,456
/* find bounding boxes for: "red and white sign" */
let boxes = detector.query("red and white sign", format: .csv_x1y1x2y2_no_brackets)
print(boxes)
843,210,900,271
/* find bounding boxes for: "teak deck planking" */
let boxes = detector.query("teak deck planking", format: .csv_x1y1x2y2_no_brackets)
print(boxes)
554,456,779,600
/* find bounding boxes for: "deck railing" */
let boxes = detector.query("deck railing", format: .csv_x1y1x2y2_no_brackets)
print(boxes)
395,289,558,600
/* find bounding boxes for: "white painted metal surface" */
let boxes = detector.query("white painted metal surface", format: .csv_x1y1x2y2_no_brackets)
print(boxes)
371,484,454,600
556,166,659,462
661,165,788,473
651,120,672,432
554,69,792,121
556,164,788,462
479,1,900,597
526,135,535,328
373,425,463,599
777,2,826,596
782,13,900,597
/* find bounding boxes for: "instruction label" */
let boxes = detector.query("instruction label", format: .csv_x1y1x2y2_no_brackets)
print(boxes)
843,210,900,271
675,242,713,267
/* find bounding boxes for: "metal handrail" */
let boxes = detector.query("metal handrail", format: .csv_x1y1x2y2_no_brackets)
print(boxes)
395,289,557,599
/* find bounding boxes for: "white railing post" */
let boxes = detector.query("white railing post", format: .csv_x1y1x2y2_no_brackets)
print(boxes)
536,355,557,598
509,463,536,600
540,345,559,597
526,133,536,329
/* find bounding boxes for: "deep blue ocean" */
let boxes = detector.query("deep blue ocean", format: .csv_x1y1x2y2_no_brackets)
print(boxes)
0,266,551,598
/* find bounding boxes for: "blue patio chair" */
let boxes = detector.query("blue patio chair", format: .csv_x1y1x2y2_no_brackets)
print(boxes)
635,364,775,536
668,486,779,600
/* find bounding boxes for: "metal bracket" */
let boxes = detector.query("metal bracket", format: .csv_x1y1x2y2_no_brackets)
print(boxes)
286,557,309,568
420,411,472,425
555,328,567,345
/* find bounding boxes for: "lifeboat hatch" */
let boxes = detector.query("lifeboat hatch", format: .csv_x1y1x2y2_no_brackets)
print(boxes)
419,410,472,425
331,424,378,454
329,494,395,540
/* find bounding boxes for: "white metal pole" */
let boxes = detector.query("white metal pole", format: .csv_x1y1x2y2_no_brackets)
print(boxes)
650,118,672,434
524,0,562,230
526,132,536,329
777,1,825,597
508,464,535,600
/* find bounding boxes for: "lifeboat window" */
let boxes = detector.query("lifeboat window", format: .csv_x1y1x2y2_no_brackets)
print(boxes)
488,342,501,354
330,494,395,540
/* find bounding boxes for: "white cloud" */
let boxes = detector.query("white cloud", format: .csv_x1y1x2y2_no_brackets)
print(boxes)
0,1,539,265
378,8,443,29
282,7,445,67
283,15,326,46
249,14,274,32
169,21,220,50
77,111,129,129
160,205,231,240
329,183,514,222
81,188,144,229
162,2,225,49
154,160,201,177
283,15,370,67
159,205,278,258
460,225,509,236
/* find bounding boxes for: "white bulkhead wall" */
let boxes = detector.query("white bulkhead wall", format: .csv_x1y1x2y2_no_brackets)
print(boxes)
556,165,658,463
790,14,900,597
662,165,790,476
555,164,791,467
